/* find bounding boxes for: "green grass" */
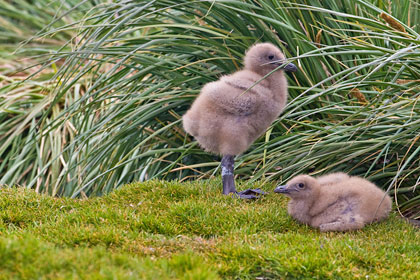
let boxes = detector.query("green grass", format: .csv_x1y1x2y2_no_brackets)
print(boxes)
1,180,418,279
1,0,419,220
0,2,418,277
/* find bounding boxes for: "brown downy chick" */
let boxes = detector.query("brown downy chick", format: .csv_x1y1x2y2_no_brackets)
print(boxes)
183,43,297,198
183,43,296,156
274,173,392,232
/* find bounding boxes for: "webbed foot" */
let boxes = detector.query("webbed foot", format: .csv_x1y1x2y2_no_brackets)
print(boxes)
233,188,266,199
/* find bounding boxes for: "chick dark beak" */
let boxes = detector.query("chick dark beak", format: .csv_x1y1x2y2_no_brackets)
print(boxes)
284,62,297,72
274,185,289,194
272,61,297,72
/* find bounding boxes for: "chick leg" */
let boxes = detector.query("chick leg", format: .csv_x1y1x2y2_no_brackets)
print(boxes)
221,155,266,199
221,155,236,195
319,215,364,232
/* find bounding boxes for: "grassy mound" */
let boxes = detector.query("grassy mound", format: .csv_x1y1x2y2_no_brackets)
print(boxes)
0,180,418,279
1,1,419,220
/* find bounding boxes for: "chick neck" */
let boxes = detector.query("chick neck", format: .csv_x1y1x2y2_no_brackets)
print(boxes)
289,199,314,224
244,64,289,105
265,69,288,104
288,188,320,224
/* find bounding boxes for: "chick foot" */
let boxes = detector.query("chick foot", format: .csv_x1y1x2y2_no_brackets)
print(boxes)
234,188,266,199
221,155,266,199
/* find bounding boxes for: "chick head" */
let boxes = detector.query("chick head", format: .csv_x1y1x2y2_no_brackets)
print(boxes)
244,43,297,74
274,174,319,200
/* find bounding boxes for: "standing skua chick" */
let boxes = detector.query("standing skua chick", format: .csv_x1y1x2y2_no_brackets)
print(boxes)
183,43,297,199
274,173,392,231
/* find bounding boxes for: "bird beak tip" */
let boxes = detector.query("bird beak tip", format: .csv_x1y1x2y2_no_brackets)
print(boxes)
284,62,298,72
274,185,288,194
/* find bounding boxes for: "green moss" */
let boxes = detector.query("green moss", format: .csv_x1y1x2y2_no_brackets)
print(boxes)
0,180,419,279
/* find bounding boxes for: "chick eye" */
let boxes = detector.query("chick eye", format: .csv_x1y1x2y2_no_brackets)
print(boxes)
297,183,305,189
268,55,274,60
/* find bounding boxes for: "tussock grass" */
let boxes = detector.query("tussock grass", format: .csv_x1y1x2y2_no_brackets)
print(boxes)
0,0,419,219
0,181,419,279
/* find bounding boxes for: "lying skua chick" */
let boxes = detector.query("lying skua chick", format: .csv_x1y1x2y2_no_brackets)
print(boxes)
274,173,392,231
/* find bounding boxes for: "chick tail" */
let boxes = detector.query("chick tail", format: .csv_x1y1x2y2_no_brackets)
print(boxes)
373,194,392,222
182,113,199,137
